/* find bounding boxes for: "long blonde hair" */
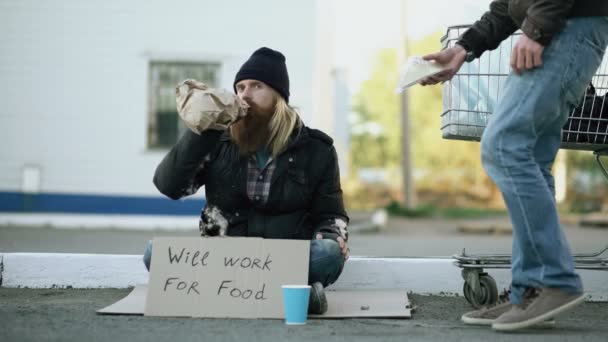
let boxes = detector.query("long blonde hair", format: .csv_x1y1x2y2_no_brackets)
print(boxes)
267,91,301,157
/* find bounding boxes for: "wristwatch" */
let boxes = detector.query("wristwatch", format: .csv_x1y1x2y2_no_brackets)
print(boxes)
456,41,476,63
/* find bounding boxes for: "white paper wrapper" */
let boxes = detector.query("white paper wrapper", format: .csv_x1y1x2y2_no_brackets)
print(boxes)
395,56,446,93
175,79,249,134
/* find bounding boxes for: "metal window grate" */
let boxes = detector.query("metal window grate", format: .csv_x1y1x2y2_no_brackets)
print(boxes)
148,62,220,149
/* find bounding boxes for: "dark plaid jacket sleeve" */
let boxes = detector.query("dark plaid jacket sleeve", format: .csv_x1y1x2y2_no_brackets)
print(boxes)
153,129,222,200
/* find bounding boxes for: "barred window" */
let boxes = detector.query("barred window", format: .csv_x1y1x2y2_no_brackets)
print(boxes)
147,62,220,149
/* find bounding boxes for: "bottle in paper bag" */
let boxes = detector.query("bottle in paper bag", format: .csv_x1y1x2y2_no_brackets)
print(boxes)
175,79,249,134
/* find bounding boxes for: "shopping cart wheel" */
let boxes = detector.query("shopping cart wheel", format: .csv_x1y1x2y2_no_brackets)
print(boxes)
462,273,499,309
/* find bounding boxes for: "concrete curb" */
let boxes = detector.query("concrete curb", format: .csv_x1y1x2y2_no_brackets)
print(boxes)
1,253,148,288
0,213,378,232
1,253,606,301
0,213,198,231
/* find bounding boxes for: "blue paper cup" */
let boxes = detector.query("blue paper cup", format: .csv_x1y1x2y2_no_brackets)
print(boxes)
281,285,311,325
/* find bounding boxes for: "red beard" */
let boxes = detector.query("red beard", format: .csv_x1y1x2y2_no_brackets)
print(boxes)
230,106,272,155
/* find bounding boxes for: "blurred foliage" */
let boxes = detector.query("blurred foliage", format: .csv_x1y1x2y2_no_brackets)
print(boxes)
346,31,608,213
385,200,507,219
350,49,401,169
347,31,503,210
563,150,608,213
342,176,402,211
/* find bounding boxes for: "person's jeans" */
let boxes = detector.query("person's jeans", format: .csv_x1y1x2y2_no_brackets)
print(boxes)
143,238,345,287
480,17,608,305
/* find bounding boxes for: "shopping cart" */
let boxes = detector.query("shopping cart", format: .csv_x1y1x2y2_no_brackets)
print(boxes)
441,25,608,308
441,25,608,178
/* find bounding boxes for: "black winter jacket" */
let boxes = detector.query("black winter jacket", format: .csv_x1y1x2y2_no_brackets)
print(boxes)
458,0,608,58
153,125,349,242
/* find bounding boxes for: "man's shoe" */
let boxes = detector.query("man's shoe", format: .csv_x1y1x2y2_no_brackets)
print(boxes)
492,288,585,332
462,289,555,327
308,282,328,314
461,291,512,325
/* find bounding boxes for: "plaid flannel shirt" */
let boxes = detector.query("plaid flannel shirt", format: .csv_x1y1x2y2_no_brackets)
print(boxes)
247,154,276,205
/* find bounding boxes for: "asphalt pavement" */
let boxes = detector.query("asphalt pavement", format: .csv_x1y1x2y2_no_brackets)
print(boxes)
1,288,607,342
2,215,607,341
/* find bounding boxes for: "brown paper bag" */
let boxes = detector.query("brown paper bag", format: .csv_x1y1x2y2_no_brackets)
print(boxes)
175,79,249,134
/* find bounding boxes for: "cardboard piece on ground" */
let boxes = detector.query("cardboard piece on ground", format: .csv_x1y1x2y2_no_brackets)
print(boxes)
310,289,411,318
98,285,411,319
97,284,147,315
144,237,309,319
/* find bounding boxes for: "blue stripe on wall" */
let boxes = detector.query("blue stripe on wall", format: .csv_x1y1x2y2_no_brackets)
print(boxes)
0,192,205,216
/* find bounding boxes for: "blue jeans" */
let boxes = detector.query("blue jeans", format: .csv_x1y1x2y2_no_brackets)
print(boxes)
480,17,608,305
143,239,345,287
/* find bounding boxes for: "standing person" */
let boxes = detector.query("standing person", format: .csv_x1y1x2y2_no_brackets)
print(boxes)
420,0,608,332
146,47,350,314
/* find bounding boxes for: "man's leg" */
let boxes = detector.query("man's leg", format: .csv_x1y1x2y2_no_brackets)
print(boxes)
480,17,608,331
533,137,558,198
309,239,345,286
307,239,345,314
481,62,581,307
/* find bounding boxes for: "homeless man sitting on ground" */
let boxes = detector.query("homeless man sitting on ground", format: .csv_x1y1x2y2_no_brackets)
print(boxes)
143,47,350,315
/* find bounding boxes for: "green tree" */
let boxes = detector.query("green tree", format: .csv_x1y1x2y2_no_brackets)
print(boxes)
350,31,501,205
408,32,487,193
350,49,401,169
564,150,608,212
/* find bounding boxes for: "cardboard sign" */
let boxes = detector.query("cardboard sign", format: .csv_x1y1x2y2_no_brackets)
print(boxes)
144,237,309,318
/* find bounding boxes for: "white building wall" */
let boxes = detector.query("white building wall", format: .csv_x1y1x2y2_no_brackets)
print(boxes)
333,68,351,177
0,0,332,198
311,1,335,132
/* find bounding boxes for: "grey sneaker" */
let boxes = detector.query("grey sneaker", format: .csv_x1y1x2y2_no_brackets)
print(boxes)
308,282,328,314
492,287,585,332
462,289,556,327
462,289,512,325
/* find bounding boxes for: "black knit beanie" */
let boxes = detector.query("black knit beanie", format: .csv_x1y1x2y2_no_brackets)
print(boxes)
233,47,290,103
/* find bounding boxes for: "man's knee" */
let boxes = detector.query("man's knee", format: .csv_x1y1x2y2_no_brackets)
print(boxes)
480,133,499,168
311,239,342,260
309,239,345,286
480,131,522,172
